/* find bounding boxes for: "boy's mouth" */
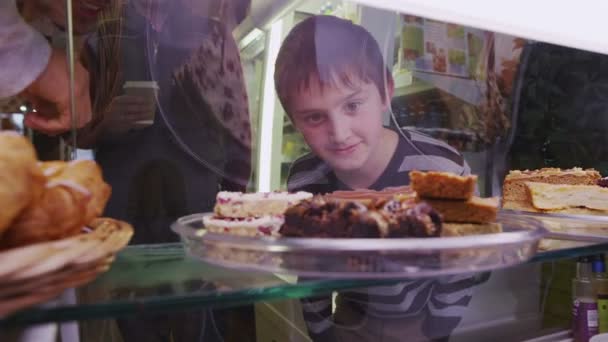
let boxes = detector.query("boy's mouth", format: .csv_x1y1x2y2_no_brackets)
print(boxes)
330,142,360,155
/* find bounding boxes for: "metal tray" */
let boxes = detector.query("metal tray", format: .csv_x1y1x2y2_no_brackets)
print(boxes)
171,212,547,279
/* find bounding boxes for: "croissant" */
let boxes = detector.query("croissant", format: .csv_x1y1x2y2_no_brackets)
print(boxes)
0,132,44,237
1,160,111,248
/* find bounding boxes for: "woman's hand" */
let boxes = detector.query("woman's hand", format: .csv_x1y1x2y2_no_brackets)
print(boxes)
100,95,155,135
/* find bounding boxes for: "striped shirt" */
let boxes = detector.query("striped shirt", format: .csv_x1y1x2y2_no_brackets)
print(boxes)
287,128,486,341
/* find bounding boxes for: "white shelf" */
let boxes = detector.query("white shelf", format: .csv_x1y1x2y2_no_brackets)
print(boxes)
353,0,608,56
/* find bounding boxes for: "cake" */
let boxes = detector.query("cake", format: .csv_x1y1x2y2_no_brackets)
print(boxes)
502,167,601,211
526,182,608,213
203,215,284,237
279,196,442,238
326,185,415,205
410,170,477,200
205,191,312,237
409,170,501,235
421,197,499,223
214,191,312,218
442,223,503,237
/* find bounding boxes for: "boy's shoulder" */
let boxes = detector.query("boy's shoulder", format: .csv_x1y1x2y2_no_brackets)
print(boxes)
286,153,334,193
394,128,470,176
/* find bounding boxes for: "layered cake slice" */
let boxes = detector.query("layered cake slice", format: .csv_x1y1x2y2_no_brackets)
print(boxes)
410,170,477,200
410,170,501,234
502,167,601,210
203,215,284,237
214,191,312,218
526,182,608,213
421,196,499,224
205,190,313,237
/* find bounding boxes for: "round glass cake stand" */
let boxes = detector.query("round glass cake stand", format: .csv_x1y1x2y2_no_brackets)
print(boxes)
172,212,548,279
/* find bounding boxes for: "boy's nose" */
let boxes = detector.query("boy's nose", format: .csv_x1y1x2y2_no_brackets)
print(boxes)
328,116,351,144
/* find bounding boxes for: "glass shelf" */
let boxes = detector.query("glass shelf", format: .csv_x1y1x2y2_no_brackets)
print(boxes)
2,241,608,327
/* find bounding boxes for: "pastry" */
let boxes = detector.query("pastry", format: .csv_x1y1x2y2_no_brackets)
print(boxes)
2,160,111,249
410,170,477,200
0,132,45,237
214,191,312,218
502,167,601,210
420,196,499,224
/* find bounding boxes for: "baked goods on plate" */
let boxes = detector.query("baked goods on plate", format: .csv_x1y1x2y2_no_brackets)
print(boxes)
279,196,441,238
203,215,285,237
442,223,503,237
526,182,608,214
2,160,111,249
205,191,312,237
411,170,501,235
326,185,415,205
0,132,131,316
410,170,477,200
501,167,608,250
502,167,601,211
214,191,312,218
174,171,545,278
0,132,45,238
422,197,499,224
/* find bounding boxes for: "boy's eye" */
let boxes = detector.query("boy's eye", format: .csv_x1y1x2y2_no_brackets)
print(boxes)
303,113,326,125
345,101,362,112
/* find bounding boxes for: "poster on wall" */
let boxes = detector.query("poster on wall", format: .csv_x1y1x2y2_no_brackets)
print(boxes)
400,15,487,79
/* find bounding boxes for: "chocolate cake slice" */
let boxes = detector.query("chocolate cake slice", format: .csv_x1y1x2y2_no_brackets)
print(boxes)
279,196,442,238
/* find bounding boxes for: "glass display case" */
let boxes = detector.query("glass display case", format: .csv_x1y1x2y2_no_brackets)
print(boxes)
2,0,608,341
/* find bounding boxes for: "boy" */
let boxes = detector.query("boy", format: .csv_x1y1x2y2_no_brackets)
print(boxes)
274,15,486,341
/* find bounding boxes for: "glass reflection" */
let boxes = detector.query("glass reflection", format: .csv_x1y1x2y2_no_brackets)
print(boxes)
64,0,253,245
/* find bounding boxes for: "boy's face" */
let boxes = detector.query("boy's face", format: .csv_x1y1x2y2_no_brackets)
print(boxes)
287,77,392,173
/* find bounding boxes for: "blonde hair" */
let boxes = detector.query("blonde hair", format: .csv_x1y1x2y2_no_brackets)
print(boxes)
85,0,125,128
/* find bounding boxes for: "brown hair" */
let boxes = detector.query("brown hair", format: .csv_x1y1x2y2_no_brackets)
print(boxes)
274,15,391,113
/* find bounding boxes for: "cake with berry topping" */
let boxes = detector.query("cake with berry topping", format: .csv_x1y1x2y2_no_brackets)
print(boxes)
214,191,312,218
203,215,284,237
205,191,312,237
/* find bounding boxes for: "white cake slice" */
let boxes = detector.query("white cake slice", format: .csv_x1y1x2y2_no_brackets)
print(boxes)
526,182,608,212
214,191,312,218
203,215,284,237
